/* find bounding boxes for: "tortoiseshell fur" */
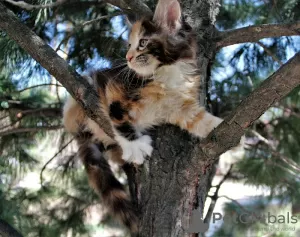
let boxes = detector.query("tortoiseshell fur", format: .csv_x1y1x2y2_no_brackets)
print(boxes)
63,0,223,232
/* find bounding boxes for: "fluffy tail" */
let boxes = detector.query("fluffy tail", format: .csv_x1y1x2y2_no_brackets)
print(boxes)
76,132,138,233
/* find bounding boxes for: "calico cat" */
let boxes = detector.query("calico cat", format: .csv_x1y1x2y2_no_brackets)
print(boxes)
63,0,223,232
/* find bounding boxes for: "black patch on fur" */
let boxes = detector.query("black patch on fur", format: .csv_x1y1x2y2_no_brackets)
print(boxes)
141,20,159,36
109,101,126,120
95,142,106,152
106,143,118,150
147,36,194,64
76,131,93,142
129,93,141,102
102,176,125,196
83,145,104,167
92,71,109,90
115,122,137,141
148,39,180,64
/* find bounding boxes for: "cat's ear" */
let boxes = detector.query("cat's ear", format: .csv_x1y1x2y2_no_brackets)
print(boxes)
153,0,181,34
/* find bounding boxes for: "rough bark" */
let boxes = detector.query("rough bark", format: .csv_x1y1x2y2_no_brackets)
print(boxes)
1,2,300,237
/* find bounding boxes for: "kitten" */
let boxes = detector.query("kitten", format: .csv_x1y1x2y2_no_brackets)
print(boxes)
63,0,223,232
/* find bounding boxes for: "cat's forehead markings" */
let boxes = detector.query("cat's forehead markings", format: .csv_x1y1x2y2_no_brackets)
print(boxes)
129,21,144,43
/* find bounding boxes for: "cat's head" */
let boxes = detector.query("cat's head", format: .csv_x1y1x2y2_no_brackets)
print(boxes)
126,0,197,77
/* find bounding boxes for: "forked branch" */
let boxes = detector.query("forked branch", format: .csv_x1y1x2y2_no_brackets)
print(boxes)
198,51,300,167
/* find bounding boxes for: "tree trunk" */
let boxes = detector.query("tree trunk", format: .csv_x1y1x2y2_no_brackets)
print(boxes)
131,1,221,236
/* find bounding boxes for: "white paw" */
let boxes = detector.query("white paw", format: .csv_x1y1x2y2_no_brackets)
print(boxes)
115,135,153,165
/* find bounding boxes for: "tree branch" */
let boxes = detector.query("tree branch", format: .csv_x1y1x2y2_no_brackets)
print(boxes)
217,21,300,49
40,138,74,187
4,0,68,10
103,0,152,16
17,83,63,93
190,52,300,176
256,41,283,66
122,0,152,17
0,3,114,138
0,125,63,137
204,165,233,223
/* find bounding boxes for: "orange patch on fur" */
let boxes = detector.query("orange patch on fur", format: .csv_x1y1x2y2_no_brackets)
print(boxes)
129,21,142,42
106,82,125,103
186,109,205,130
140,82,166,100
107,146,124,165
63,101,85,133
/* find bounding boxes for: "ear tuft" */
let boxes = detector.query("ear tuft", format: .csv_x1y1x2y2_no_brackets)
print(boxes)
153,0,181,34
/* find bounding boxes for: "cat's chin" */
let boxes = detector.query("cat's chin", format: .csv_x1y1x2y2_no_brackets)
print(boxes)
127,63,158,78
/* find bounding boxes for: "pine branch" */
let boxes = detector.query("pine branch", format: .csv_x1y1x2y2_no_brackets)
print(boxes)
0,219,23,237
0,3,114,138
251,130,300,173
216,21,300,49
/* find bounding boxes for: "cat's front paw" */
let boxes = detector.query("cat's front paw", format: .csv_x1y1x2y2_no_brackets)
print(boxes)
116,135,153,165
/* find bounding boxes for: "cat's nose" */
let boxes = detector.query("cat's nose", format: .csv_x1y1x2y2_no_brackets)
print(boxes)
126,53,134,62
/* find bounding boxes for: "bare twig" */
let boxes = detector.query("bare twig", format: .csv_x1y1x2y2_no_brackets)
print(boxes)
217,21,300,49
257,41,283,66
55,11,123,52
40,138,74,187
0,125,63,137
4,0,68,10
17,83,63,93
204,165,233,223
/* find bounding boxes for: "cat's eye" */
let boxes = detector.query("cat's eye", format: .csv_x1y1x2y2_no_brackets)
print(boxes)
139,39,148,49
128,43,131,48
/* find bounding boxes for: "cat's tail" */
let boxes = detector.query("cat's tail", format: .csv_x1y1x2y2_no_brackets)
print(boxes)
76,132,138,233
